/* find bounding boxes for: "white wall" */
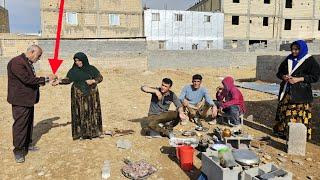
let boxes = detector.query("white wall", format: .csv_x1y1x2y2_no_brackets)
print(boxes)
144,9,224,50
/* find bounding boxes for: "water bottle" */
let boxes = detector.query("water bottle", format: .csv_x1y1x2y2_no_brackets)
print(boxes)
101,160,110,179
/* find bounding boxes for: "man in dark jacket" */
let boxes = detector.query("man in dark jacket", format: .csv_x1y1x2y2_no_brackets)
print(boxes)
7,45,57,163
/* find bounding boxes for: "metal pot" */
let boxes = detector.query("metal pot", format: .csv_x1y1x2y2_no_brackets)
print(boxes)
222,128,231,138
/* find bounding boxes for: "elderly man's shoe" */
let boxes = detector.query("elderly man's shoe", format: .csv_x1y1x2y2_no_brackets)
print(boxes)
14,153,25,163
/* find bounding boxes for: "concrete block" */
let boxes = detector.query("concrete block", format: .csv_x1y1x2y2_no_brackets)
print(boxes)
201,152,242,180
224,136,253,149
243,163,292,180
287,123,306,156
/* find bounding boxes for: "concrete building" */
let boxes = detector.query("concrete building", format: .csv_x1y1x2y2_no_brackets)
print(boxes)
40,0,144,38
188,0,320,51
0,5,9,33
144,9,224,50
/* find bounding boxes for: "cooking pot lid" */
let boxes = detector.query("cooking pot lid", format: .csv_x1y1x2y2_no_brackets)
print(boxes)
232,149,260,166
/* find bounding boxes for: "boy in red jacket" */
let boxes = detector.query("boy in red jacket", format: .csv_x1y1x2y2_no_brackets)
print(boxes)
215,76,245,126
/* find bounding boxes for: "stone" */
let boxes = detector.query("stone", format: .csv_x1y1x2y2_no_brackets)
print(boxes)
247,115,253,121
37,171,45,176
278,153,285,157
195,132,202,137
287,123,307,156
292,159,304,166
307,175,314,180
250,140,261,149
276,157,287,163
116,139,132,149
306,158,312,162
263,154,272,160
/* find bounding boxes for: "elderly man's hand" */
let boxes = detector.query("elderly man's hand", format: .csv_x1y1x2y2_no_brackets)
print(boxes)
51,79,60,86
48,74,58,81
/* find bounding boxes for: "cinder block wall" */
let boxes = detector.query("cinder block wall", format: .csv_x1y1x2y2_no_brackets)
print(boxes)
0,38,147,75
256,55,320,89
147,50,258,70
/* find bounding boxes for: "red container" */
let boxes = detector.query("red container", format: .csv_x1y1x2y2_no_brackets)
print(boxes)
176,145,194,171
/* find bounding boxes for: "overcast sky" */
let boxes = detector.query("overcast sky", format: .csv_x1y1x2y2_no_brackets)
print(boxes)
1,0,197,33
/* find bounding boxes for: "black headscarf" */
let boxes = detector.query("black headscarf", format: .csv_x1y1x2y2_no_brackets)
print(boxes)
66,52,100,95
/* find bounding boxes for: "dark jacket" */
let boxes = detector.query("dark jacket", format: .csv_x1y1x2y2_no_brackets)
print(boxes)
7,53,45,107
277,55,320,103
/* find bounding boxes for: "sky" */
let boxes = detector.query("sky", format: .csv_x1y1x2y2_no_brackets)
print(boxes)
1,0,197,33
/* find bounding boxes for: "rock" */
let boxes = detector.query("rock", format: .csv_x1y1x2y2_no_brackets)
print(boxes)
116,139,132,149
260,157,268,164
195,132,202,137
37,171,45,176
278,153,285,157
247,115,253,121
277,157,287,163
307,175,314,180
306,158,312,162
262,159,268,164
292,159,304,166
263,154,272,160
250,140,262,149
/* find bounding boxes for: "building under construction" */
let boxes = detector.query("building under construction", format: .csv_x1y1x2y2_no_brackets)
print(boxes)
188,0,320,50
0,4,9,33
40,0,144,38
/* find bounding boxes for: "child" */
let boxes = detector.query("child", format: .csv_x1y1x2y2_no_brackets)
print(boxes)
215,76,245,126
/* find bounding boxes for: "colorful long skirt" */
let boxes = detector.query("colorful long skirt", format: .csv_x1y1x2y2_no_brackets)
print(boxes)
274,93,312,140
71,84,103,140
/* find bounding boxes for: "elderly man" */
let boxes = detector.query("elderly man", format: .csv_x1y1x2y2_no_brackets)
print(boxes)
179,74,218,126
141,78,187,138
7,45,57,163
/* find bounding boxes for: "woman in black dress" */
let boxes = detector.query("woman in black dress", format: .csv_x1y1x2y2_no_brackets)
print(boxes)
274,40,320,140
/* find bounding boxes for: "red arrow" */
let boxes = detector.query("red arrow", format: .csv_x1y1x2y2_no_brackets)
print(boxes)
48,0,65,74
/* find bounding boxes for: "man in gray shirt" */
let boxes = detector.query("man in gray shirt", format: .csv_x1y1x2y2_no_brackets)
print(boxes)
141,78,187,138
179,74,217,125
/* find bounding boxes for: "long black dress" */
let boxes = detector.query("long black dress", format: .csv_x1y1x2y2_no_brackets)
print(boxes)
60,74,103,140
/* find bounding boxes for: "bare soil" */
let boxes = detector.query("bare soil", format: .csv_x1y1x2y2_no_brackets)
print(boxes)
0,66,319,180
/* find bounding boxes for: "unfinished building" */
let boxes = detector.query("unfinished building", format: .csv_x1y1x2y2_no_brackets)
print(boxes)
40,0,144,38
188,0,320,51
0,5,9,33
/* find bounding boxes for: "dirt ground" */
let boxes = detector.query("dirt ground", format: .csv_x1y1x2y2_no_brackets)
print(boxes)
1,66,319,180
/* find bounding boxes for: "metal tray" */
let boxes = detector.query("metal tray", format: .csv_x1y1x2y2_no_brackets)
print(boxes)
232,149,260,166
